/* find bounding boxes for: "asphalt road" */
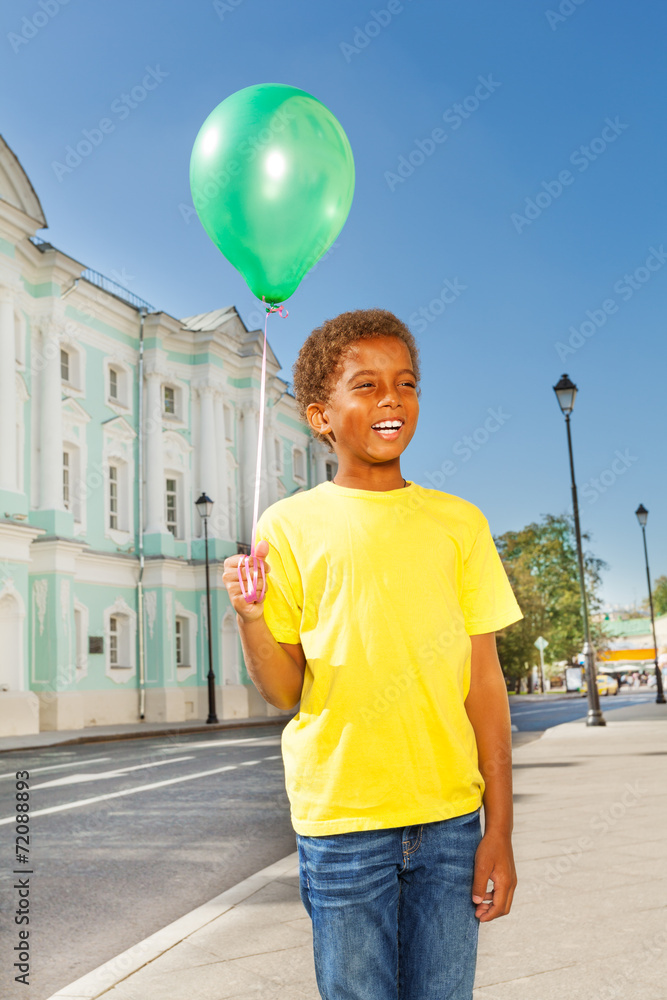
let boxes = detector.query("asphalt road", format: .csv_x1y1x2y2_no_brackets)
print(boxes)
0,724,297,1000
508,688,657,730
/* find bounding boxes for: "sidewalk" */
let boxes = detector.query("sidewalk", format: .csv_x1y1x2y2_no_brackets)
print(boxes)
0,713,296,754
46,701,667,1000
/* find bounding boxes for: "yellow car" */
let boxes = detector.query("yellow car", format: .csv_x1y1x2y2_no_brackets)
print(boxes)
581,674,619,696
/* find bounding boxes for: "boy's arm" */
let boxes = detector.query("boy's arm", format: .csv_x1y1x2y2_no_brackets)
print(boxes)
223,541,306,712
464,631,517,923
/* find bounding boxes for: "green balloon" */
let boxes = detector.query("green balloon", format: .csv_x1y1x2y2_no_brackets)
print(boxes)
190,83,355,304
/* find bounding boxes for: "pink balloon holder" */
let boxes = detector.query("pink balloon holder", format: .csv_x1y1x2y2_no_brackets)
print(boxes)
237,553,267,604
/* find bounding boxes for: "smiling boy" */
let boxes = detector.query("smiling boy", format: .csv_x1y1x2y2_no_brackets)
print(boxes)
223,308,523,999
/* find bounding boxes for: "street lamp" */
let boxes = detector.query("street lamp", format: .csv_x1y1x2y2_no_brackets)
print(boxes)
553,374,605,726
195,491,218,724
634,504,666,704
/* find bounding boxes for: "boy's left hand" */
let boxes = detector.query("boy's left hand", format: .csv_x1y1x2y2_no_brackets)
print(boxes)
471,829,517,922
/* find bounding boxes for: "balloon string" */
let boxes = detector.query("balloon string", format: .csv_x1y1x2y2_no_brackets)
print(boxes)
249,298,289,560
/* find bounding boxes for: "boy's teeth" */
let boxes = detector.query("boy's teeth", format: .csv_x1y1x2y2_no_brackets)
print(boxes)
373,421,402,429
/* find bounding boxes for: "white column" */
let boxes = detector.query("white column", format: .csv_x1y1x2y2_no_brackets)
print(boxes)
213,392,230,539
0,288,17,492
198,385,218,537
241,403,257,541
144,371,165,534
40,324,64,510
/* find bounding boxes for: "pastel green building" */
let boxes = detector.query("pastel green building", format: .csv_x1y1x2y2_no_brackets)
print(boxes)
0,135,336,736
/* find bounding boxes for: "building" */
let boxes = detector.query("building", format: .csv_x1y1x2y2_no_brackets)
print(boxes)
0,135,336,737
599,614,667,675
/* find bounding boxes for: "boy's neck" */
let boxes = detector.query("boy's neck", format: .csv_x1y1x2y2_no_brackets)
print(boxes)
331,462,407,492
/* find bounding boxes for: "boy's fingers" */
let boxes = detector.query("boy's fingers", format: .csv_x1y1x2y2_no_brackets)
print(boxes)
254,539,270,559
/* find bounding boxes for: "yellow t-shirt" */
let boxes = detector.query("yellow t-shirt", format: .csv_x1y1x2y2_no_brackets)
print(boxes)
255,479,523,837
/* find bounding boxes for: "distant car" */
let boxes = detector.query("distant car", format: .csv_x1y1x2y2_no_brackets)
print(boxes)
581,674,619,696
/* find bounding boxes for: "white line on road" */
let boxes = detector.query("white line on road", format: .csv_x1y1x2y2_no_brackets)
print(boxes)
31,756,195,790
0,755,281,826
0,757,112,781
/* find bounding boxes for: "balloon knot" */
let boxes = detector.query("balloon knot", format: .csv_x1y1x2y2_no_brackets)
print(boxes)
261,296,289,318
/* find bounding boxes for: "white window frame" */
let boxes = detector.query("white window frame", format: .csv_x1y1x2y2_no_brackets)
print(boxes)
63,450,71,510
108,464,119,530
273,435,283,475
165,475,180,538
105,358,132,412
60,347,70,382
109,367,118,400
103,417,136,544
325,460,336,482
163,384,176,416
175,602,197,681
59,339,84,394
104,598,137,681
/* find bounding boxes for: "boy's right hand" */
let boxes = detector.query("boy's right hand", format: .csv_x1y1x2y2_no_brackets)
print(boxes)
222,540,271,623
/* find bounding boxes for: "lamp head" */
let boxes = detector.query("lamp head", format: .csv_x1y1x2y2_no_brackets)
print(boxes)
635,503,648,527
195,492,214,518
553,373,577,415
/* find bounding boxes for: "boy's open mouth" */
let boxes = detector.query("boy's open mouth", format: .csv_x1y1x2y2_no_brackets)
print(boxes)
371,419,404,440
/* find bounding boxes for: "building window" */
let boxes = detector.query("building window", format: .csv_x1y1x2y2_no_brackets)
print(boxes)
293,447,306,481
166,478,178,536
61,348,70,382
109,616,119,666
109,367,118,400
175,617,190,667
325,461,335,482
164,385,175,415
274,437,283,474
109,465,118,529
63,452,70,508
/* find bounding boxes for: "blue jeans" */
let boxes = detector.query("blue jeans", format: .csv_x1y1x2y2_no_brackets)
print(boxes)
296,807,482,1000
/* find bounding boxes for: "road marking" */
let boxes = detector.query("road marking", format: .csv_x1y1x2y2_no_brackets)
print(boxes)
0,755,280,826
162,736,282,750
31,756,195,790
511,697,650,717
0,757,112,781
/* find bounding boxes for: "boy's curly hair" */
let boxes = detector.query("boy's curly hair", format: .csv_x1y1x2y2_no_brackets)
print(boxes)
292,308,421,452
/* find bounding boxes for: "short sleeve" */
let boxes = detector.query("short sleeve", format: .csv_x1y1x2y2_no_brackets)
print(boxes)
460,514,523,635
254,517,302,644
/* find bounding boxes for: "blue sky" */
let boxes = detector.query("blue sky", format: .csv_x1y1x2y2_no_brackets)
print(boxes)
2,0,665,609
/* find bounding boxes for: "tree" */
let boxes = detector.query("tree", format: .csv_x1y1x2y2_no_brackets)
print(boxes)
494,513,608,687
652,575,667,617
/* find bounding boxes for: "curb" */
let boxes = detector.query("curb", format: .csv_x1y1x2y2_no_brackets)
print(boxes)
44,851,300,999
0,714,296,754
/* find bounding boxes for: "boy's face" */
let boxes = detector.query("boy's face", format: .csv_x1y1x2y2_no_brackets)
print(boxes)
307,335,419,470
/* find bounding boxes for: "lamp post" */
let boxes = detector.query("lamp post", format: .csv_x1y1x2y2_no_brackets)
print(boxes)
195,492,218,724
553,374,605,726
634,504,666,705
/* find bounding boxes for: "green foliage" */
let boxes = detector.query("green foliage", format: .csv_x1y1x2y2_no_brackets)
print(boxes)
494,513,607,683
652,575,667,617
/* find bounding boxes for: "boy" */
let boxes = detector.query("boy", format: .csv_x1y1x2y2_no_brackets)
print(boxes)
223,308,523,1000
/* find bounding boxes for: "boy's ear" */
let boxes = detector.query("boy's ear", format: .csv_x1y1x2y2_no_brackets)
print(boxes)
307,402,335,442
